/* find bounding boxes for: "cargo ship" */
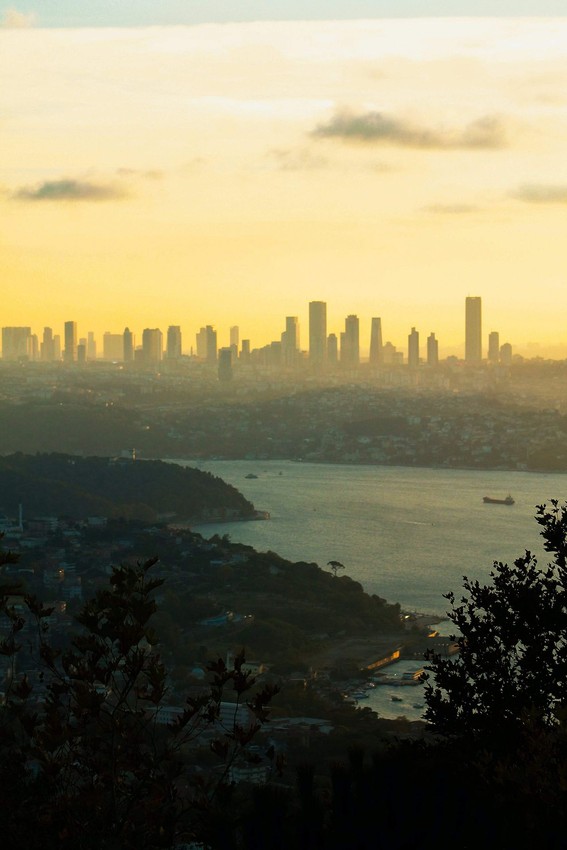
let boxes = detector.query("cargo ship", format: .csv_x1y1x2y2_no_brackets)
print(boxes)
483,495,515,505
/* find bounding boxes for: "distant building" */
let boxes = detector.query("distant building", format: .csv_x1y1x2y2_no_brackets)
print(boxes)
309,301,327,368
77,341,87,364
196,326,217,363
408,327,420,369
103,332,124,361
230,325,239,359
488,331,500,363
166,325,182,359
427,332,438,367
369,317,383,366
123,327,134,362
327,333,338,365
465,296,482,363
41,327,55,361
2,326,32,361
500,342,512,365
283,316,300,368
142,328,163,364
87,331,97,361
340,315,359,367
240,339,250,362
382,341,397,365
218,347,233,382
64,320,77,363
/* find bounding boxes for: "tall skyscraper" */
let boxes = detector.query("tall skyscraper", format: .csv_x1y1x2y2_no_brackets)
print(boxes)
283,316,299,367
427,332,439,366
166,325,182,360
103,332,124,361
309,301,327,368
64,321,77,363
2,327,32,361
340,315,360,367
408,327,420,369
465,297,482,363
369,317,383,366
218,347,233,382
488,331,500,363
41,327,54,362
87,331,97,361
240,339,250,362
327,333,338,365
500,342,512,365
123,328,134,362
142,328,163,364
196,326,217,362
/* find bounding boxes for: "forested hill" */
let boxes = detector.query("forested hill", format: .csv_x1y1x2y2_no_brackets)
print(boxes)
0,453,255,522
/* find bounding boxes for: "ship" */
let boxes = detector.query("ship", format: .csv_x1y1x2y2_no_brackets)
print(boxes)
483,495,515,505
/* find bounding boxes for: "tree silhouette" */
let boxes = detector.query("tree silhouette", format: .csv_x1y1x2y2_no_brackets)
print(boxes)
327,560,345,578
423,500,567,737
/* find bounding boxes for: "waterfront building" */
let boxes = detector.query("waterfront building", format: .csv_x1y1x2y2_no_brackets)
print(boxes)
465,296,482,363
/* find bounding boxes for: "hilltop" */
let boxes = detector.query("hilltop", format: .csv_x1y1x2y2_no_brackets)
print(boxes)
0,453,256,522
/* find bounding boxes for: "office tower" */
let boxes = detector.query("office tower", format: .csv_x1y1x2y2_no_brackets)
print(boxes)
500,342,512,365
340,315,360,367
123,328,134,362
240,339,250,362
309,301,327,368
382,341,397,365
230,325,239,355
103,332,124,361
283,316,299,367
2,327,31,360
41,327,54,362
427,332,439,366
77,342,86,364
488,331,500,364
142,328,163,364
408,327,420,369
327,333,338,365
218,347,233,382
166,325,182,360
53,335,61,361
369,317,383,366
87,331,97,361
64,321,77,363
206,325,217,363
465,296,482,363
196,327,207,360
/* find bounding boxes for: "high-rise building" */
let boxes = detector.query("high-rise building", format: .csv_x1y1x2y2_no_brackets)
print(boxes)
218,347,233,382
2,327,32,361
408,327,420,369
123,328,134,362
488,331,500,363
64,321,77,363
103,332,124,361
327,333,338,365
87,331,97,361
41,327,54,361
340,315,359,367
369,317,383,366
53,335,61,361
309,301,327,368
196,326,217,362
142,328,163,364
427,332,439,366
230,325,239,358
166,325,182,360
240,339,250,362
382,341,398,365
77,341,87,364
283,316,300,367
465,297,482,363
500,342,512,365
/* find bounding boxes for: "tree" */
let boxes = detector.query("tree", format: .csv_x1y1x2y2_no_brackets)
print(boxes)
423,501,567,738
0,545,277,849
327,560,345,578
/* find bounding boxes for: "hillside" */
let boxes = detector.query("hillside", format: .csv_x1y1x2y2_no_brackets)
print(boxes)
0,453,255,522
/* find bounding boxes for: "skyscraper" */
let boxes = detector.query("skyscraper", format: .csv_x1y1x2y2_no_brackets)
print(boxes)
427,332,439,366
408,327,420,369
64,321,77,363
41,327,54,361
465,297,482,363
103,332,124,361
340,315,359,367
488,331,500,363
123,328,134,362
309,301,327,368
369,317,383,366
166,325,182,360
2,327,32,360
218,347,233,382
142,328,163,364
87,331,97,361
283,316,299,367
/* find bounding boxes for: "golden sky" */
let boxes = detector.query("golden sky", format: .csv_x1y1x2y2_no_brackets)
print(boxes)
2,19,567,356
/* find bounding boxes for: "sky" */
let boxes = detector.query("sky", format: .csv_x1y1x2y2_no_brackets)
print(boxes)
2,6,567,356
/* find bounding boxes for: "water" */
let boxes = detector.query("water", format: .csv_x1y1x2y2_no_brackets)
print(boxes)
176,459,565,719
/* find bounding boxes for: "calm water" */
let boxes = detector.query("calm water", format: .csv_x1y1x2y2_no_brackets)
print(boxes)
178,459,565,719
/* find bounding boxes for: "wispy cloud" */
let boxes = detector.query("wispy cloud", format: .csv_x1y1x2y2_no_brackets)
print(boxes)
268,148,328,171
13,178,129,202
1,8,37,28
312,110,508,150
423,203,479,214
116,168,163,180
511,183,567,204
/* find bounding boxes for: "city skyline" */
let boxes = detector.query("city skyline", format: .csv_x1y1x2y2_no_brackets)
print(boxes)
3,17,567,355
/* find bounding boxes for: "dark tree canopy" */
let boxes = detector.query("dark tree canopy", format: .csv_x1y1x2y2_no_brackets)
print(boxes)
424,501,567,737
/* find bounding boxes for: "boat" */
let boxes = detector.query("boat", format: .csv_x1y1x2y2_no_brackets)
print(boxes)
391,695,403,702
483,495,514,505
245,473,258,479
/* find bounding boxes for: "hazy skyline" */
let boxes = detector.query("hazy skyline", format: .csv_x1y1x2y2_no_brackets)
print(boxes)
2,14,567,356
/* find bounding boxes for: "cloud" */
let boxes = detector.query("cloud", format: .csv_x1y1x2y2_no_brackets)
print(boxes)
116,168,163,180
13,178,129,202
423,204,479,214
311,109,507,150
268,148,328,171
1,8,37,28
511,183,567,204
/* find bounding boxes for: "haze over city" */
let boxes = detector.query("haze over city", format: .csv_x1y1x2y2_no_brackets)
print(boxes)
2,5,567,357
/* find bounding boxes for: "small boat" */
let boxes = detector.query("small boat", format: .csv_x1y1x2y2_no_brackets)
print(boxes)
391,695,403,702
483,495,514,505
245,473,258,479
